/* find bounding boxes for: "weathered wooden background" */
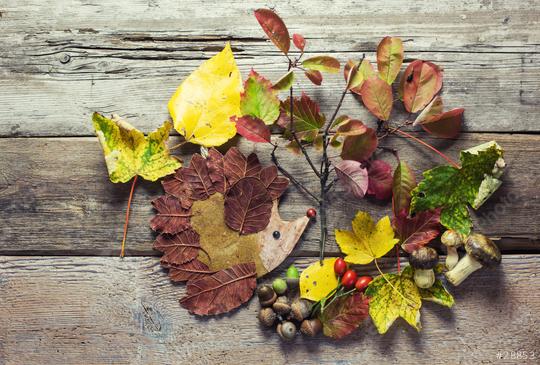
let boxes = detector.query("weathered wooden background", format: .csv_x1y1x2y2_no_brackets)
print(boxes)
1,1,539,364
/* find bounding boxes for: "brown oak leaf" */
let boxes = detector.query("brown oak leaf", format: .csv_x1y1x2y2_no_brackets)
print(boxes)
165,259,214,283
224,177,273,234
180,154,215,200
161,171,193,209
206,148,227,193
150,195,192,234
259,166,289,200
179,262,257,315
319,292,370,339
153,229,200,265
223,147,262,187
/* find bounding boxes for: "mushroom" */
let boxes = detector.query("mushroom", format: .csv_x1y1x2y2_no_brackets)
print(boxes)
441,230,464,270
445,233,501,286
409,247,439,288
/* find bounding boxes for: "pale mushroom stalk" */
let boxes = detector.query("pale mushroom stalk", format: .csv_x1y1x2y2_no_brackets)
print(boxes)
446,233,501,286
409,247,439,289
441,230,464,270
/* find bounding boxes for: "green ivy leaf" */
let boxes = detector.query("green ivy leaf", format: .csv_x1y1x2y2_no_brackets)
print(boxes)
419,279,455,308
240,70,280,125
410,142,504,235
364,266,422,334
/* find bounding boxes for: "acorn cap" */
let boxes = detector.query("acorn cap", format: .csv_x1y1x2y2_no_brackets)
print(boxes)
409,247,439,269
441,230,464,248
257,285,277,307
258,307,276,327
300,318,322,337
291,299,311,322
464,233,501,267
272,296,291,315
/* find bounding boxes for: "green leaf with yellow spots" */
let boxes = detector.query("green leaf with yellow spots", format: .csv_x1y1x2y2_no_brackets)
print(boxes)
335,211,399,265
365,265,422,334
419,279,455,308
92,112,181,183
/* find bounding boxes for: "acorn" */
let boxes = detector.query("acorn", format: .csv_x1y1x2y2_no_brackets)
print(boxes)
258,307,277,327
291,299,311,322
300,318,322,337
273,296,291,316
277,321,297,340
257,285,277,307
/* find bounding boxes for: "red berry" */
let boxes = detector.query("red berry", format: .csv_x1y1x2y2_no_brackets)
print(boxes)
341,269,357,289
334,258,347,276
355,276,373,292
306,208,317,218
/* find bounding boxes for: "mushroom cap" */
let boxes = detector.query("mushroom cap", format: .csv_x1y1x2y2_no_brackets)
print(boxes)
441,230,464,248
464,233,501,267
409,247,439,269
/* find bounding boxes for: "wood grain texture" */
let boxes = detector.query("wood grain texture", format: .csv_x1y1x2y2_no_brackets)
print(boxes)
0,255,538,365
0,134,538,256
0,0,539,136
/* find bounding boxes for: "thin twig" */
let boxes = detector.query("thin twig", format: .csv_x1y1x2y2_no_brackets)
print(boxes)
120,175,138,258
393,129,460,168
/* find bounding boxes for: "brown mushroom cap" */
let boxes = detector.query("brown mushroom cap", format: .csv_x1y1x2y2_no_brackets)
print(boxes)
409,247,439,269
464,233,501,267
441,230,464,248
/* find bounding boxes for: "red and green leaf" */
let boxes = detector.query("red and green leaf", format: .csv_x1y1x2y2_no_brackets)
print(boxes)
302,56,340,73
224,177,273,234
292,33,306,51
344,59,376,94
400,60,443,113
420,108,464,138
233,115,271,143
392,160,417,216
393,208,441,253
360,77,393,121
377,36,404,85
278,92,326,141
305,70,323,85
335,160,369,199
272,71,295,92
240,69,280,125
319,293,370,339
367,160,393,200
179,262,258,315
340,127,378,162
254,9,290,54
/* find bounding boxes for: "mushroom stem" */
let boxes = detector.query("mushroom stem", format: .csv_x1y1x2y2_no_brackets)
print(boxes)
445,247,459,270
445,254,483,286
414,269,435,289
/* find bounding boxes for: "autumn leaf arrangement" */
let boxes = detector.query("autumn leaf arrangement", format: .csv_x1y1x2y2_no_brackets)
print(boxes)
92,8,506,339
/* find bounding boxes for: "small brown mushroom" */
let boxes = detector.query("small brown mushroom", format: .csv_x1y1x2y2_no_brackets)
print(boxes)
441,230,464,270
258,307,276,327
257,285,277,307
409,247,439,288
445,233,501,286
300,318,322,337
277,321,296,340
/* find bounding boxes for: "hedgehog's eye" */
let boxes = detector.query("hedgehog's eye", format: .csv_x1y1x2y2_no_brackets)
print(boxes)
272,231,281,239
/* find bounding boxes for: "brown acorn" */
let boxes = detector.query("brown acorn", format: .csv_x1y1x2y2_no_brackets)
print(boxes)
258,307,277,327
277,321,297,340
272,296,291,316
291,299,311,322
257,285,277,307
300,318,322,337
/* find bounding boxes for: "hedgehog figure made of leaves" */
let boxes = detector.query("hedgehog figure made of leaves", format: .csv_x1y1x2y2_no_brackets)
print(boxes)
150,147,310,315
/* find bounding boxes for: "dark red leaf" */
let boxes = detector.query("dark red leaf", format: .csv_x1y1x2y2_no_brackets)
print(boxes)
420,108,464,138
259,165,289,200
224,177,273,234
393,208,441,253
305,69,323,85
340,127,378,162
180,154,216,200
292,33,305,51
206,148,227,194
165,259,214,283
335,160,369,199
223,147,262,187
161,171,193,209
233,115,271,143
254,9,290,54
367,160,393,200
319,293,370,339
179,262,257,315
153,229,200,265
150,195,192,234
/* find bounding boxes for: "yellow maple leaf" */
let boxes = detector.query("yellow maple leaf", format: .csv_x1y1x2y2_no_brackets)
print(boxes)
168,43,242,147
300,258,338,301
335,211,399,264
92,112,181,183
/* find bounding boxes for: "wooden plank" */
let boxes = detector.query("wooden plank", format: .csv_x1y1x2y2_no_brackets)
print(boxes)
0,1,539,136
1,134,538,256
0,255,538,365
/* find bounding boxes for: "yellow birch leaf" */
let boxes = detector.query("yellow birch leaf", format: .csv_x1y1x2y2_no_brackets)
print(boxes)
300,258,338,301
168,43,242,147
335,211,398,264
92,112,181,183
